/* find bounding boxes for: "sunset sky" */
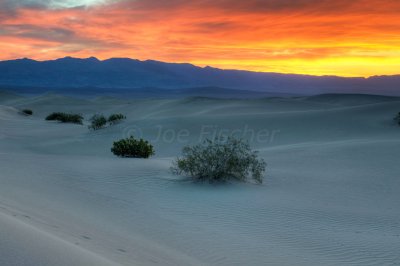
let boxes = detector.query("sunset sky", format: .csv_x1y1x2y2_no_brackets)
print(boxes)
0,0,399,77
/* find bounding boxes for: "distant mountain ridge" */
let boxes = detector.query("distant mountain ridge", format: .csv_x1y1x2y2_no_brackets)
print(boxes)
0,57,399,96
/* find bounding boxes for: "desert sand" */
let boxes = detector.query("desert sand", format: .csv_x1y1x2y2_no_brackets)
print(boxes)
0,91,399,265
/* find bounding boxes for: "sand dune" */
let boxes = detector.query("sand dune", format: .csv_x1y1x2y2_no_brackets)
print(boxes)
0,210,115,266
0,92,399,265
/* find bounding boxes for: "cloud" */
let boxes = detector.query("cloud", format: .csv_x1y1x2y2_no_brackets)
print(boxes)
0,21,129,55
114,0,400,15
0,0,399,76
3,0,400,13
0,0,111,10
1,24,74,42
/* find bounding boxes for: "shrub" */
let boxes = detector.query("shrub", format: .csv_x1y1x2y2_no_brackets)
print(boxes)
89,114,107,130
45,112,83,124
108,113,126,125
21,109,33,115
394,112,400,125
171,136,266,184
111,136,155,158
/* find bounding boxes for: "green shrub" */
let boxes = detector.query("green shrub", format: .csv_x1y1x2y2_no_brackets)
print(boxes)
89,114,107,130
21,109,33,115
46,112,63,121
108,113,126,125
45,112,83,124
111,136,155,158
171,136,266,184
394,112,400,125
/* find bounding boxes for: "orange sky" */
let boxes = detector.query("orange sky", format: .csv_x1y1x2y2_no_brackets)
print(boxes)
0,0,399,77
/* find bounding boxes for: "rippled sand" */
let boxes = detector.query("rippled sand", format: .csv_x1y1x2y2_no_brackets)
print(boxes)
0,92,399,265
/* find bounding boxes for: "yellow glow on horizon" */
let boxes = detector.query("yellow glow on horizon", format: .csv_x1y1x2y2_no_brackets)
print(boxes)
190,56,400,77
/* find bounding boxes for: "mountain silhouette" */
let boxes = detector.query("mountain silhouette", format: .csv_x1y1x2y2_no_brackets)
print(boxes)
0,57,399,95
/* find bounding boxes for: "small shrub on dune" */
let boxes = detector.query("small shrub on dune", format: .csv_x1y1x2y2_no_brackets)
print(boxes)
45,112,83,124
171,136,266,184
45,112,63,121
394,112,400,125
111,136,155,158
21,109,33,115
108,113,126,125
89,114,107,130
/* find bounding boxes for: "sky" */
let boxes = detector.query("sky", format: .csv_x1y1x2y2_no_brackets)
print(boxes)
0,0,399,77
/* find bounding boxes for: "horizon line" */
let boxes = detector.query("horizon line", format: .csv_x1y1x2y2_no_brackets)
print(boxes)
2,56,398,79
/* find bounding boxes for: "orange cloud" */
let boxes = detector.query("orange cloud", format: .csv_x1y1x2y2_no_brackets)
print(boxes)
0,0,399,77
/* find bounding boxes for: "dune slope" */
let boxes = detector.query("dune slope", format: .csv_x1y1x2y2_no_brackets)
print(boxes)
0,92,399,265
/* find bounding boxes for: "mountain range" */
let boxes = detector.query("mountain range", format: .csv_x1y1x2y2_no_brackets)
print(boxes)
0,57,399,96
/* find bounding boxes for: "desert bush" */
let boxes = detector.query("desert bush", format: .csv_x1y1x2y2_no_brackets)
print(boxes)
111,136,155,158
21,109,33,115
46,112,63,121
45,112,83,124
108,113,126,125
394,112,400,125
89,114,107,130
171,136,266,183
